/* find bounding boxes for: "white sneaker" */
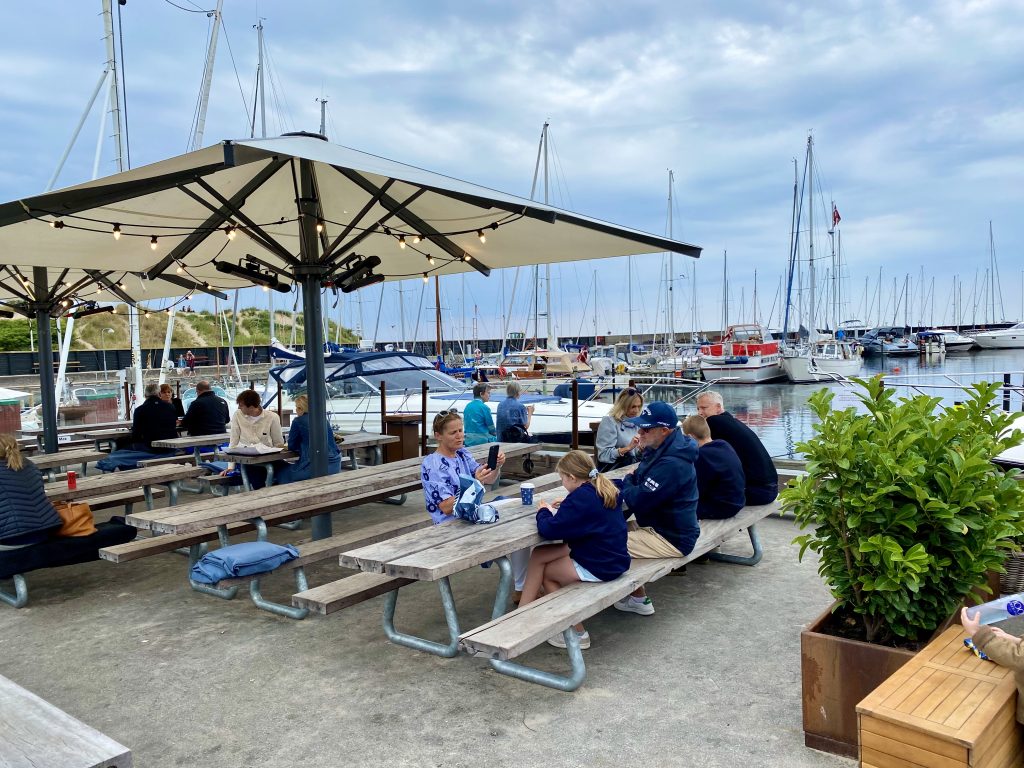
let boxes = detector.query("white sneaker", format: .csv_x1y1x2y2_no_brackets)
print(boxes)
614,595,655,615
547,629,591,649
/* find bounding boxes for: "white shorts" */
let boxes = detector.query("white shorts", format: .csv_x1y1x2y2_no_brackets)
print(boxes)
572,559,602,583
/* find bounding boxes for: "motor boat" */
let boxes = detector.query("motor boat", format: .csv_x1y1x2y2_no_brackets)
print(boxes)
699,324,785,383
782,337,864,383
972,323,1024,349
262,350,613,443
859,327,918,356
920,329,974,353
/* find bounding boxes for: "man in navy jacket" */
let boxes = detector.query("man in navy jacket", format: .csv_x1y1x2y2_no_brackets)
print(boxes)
697,390,778,505
615,401,699,615
682,414,745,519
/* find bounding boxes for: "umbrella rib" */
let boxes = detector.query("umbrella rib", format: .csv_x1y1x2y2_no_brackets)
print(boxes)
147,157,289,279
192,177,300,266
321,178,395,261
154,272,228,300
322,186,426,268
53,275,99,307
85,270,138,305
332,166,491,277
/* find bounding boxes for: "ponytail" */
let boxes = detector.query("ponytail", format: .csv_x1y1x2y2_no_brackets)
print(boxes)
555,449,619,509
0,433,24,471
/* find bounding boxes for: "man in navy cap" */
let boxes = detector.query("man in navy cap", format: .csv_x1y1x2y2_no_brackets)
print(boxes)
614,401,699,615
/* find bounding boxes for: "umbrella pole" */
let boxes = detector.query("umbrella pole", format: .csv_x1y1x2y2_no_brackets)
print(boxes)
298,158,331,540
33,267,58,453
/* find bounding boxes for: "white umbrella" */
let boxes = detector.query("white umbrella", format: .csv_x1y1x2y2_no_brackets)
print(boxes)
0,387,30,401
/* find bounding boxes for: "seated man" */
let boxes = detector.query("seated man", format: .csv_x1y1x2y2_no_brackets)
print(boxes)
180,380,230,437
496,381,536,443
697,390,779,505
615,401,699,615
682,414,745,520
463,383,496,446
131,383,178,455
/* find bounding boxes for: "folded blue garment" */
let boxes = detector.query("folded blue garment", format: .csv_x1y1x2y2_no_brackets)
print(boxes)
96,450,164,472
190,541,299,584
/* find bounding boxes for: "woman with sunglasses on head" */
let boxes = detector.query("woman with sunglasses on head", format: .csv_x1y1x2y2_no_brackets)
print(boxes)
421,411,505,525
595,388,644,471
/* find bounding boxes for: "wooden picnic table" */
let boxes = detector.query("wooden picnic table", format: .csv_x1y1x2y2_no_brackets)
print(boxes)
46,463,205,508
151,433,228,465
80,427,132,451
338,465,633,658
23,420,133,448
216,448,298,491
29,448,109,480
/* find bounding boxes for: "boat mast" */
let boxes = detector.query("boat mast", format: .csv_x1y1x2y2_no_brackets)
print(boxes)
543,125,553,349
721,250,728,335
806,135,816,344
191,0,224,151
667,169,675,348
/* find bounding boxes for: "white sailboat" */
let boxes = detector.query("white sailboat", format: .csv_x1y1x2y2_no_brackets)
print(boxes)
781,135,863,383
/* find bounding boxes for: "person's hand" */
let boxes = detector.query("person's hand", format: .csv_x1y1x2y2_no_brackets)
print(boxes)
478,466,498,484
629,435,641,450
551,498,562,509
989,626,1019,642
496,451,506,467
961,606,982,636
218,469,230,477
526,404,535,414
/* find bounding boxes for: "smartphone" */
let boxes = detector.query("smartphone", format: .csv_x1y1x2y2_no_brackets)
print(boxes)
486,444,500,470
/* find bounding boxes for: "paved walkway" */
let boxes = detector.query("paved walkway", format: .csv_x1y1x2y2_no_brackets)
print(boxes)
0,491,853,768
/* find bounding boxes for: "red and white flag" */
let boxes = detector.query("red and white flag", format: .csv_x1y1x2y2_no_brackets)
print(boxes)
832,205,842,227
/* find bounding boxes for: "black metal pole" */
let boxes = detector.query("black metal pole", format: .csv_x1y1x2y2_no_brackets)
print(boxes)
33,267,58,454
297,159,331,540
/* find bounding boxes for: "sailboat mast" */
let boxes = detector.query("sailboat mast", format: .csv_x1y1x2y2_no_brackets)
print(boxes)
627,255,633,352
543,125,553,348
667,169,675,347
721,250,728,334
192,0,224,151
256,19,266,138
434,276,442,361
806,135,816,344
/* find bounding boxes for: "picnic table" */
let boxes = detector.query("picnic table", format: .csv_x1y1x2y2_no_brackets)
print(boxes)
216,448,298,491
29,448,108,480
81,427,132,451
334,431,399,468
151,433,228,465
45,463,205,508
23,420,133,448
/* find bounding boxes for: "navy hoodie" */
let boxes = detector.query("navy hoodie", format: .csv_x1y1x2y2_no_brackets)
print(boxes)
535,482,630,581
618,428,700,555
706,411,778,492
695,439,746,519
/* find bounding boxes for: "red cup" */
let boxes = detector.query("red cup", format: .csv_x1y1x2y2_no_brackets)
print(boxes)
67,470,77,490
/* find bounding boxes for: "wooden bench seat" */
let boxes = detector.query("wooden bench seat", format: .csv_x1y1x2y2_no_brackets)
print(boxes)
89,486,168,514
457,501,780,690
292,573,414,615
136,454,192,468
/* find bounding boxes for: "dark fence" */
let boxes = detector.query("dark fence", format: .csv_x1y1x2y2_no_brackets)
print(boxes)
0,346,276,376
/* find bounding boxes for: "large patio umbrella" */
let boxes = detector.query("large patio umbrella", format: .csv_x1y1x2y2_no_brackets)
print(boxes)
0,132,701,538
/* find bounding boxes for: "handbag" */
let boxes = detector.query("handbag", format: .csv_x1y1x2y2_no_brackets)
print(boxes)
52,501,97,537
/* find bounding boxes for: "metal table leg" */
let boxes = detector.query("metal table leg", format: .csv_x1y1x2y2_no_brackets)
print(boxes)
239,464,253,492
383,577,461,658
144,485,154,510
0,575,28,608
707,524,763,566
167,481,180,506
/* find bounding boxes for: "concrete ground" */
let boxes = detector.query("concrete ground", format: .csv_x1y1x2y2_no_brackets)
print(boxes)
0,488,854,768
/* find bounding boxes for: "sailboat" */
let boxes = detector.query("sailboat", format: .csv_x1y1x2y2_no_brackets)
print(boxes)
781,135,863,383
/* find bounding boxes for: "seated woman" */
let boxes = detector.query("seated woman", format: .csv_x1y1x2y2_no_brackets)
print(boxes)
463,383,496,446
595,387,643,471
520,450,630,650
0,433,135,587
496,381,536,442
221,390,285,489
275,394,341,484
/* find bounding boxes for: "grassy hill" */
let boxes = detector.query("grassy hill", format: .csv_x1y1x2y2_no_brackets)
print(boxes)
0,308,358,351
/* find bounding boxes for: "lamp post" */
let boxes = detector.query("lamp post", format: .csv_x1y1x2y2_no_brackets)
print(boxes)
101,327,113,381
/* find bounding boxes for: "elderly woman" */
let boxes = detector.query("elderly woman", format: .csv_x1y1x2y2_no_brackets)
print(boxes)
463,383,496,446
275,394,342,484
595,387,644,471
496,380,536,442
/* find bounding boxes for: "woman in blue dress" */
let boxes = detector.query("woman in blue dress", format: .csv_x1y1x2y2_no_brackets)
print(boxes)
275,394,342,484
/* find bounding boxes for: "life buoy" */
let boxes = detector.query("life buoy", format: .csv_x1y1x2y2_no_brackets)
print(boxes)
498,366,508,378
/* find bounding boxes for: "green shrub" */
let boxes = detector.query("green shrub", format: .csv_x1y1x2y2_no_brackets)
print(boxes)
782,375,1024,644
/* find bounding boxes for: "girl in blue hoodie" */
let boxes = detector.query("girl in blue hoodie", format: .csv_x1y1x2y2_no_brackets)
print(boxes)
520,450,630,649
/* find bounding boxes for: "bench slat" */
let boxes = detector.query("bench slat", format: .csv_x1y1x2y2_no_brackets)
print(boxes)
291,573,413,615
89,487,168,513
136,455,192,468
459,502,780,660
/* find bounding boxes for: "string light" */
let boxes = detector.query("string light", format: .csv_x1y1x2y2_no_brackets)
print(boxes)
225,225,236,240
422,273,429,283
112,224,121,240
61,299,71,308
262,285,270,292
117,282,127,290
398,236,406,249
175,263,184,274
463,254,471,262
202,281,211,289
426,254,435,265
383,226,391,237
412,235,421,244
316,219,325,233
150,235,158,250
49,220,64,229
477,230,486,244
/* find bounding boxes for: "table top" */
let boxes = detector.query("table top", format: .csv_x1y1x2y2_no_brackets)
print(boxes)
45,463,205,503
336,432,399,449
80,428,132,439
217,449,297,464
22,420,133,436
125,442,542,535
152,433,228,449
30,449,109,470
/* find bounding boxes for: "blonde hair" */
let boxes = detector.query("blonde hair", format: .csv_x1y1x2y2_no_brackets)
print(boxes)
293,394,309,416
432,410,463,435
681,414,710,441
556,449,618,508
0,433,24,471
609,388,643,422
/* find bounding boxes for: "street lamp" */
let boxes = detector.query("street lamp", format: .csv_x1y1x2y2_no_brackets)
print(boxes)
101,328,114,382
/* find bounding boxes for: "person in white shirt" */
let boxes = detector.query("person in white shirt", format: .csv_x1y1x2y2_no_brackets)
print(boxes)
221,389,284,489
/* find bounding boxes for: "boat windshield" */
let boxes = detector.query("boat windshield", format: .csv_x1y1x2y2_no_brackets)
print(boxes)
268,352,466,399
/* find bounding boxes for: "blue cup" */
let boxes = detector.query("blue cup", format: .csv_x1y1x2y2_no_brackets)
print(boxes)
519,482,535,506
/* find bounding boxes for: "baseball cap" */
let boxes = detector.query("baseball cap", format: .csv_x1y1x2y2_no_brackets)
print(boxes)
626,401,679,429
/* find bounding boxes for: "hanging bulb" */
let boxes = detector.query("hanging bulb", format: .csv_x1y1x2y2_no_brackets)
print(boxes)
226,225,237,240
143,311,150,318
463,253,471,262
427,254,435,265
150,235,158,250
61,299,71,308
262,284,270,292
412,235,421,244
316,219,325,234
422,273,429,283
165,308,171,315
50,220,64,229
117,282,127,290
398,236,406,249
202,281,211,289
112,224,122,240
175,263,184,274
383,226,391,237
477,230,486,244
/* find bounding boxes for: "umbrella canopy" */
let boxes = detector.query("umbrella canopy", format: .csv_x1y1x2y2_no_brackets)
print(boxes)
0,387,30,401
0,132,702,539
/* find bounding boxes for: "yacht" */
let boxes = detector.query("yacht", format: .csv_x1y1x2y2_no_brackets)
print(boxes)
860,327,918,357
921,329,975,353
261,350,612,443
782,337,864,383
699,324,785,383
972,323,1024,349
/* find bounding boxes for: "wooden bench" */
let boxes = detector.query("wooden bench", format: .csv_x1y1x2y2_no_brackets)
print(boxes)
89,487,168,515
291,470,568,617
457,501,781,691
0,673,131,767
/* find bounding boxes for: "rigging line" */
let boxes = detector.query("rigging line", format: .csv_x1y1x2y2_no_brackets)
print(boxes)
546,131,574,210
163,0,213,12
261,39,293,132
217,15,254,131
116,0,131,169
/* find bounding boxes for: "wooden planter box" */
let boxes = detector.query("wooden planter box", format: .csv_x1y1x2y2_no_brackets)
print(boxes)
801,604,917,758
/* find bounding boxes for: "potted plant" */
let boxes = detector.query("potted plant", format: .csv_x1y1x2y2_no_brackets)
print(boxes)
781,375,1024,757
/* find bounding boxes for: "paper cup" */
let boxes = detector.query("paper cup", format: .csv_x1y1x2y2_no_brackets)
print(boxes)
519,482,535,506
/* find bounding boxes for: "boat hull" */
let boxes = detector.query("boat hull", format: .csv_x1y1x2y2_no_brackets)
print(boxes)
782,354,863,383
973,334,1024,349
700,357,785,383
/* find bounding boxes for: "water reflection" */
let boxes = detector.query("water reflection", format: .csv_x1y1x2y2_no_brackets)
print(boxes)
668,349,1024,459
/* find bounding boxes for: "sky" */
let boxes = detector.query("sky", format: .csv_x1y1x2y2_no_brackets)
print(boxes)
1,0,1022,347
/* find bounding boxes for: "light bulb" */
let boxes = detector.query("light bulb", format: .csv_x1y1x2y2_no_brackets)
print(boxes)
118,282,126,290
165,308,171,315
463,254,471,262
61,299,70,308
112,224,121,240
422,273,429,283
226,226,236,240
412,235,421,244
150,235,158,250
398,236,406,249
262,285,270,292
50,220,64,229
427,254,435,265
477,230,486,243
316,219,325,233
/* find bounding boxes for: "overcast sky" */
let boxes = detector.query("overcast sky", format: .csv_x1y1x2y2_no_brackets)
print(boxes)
2,0,1021,345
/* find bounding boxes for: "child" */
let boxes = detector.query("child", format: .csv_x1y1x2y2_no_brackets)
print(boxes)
961,607,1024,723
520,450,630,650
